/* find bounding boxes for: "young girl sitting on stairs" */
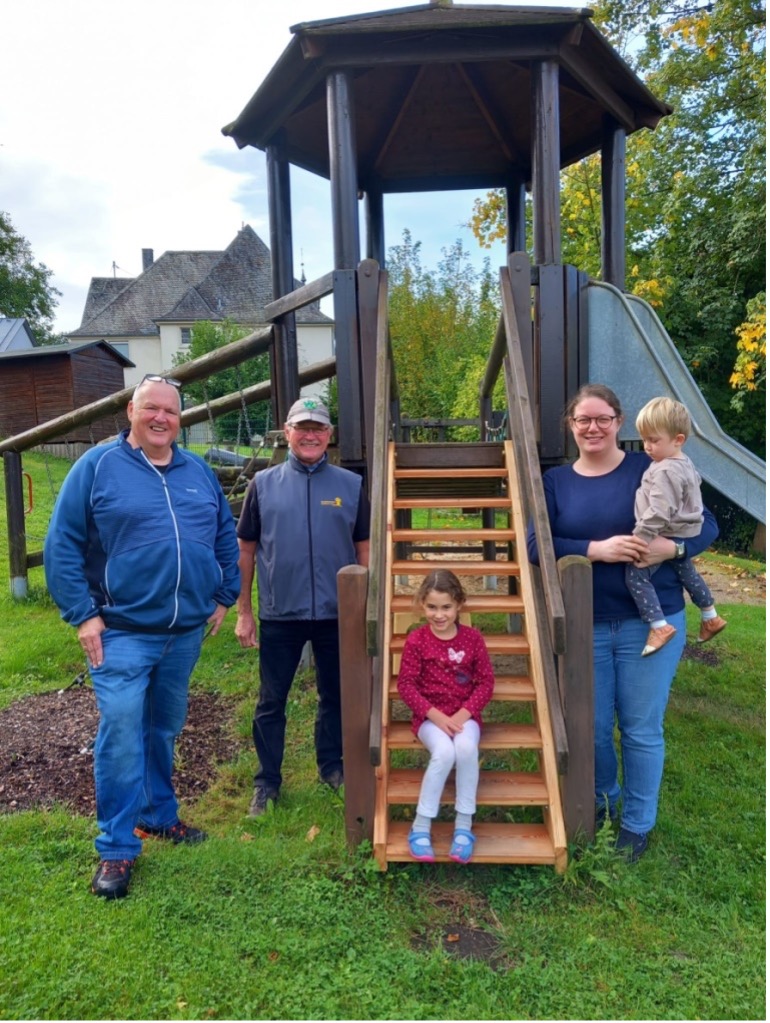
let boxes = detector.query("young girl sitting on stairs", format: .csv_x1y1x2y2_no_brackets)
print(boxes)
397,570,495,864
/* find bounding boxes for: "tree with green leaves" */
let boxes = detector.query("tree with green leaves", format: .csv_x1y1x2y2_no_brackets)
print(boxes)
173,320,272,445
470,0,765,454
387,231,501,436
0,211,61,343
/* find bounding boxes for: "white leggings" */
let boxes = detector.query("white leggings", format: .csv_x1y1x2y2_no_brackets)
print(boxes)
416,718,481,818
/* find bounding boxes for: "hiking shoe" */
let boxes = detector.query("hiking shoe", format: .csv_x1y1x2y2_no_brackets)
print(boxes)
641,624,677,657
91,859,134,899
248,786,279,817
319,769,344,792
134,820,207,844
615,827,648,863
698,616,727,643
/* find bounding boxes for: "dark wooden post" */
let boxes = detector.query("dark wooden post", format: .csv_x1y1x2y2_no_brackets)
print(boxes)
601,117,626,291
557,555,594,842
531,60,561,265
4,451,29,599
337,564,376,847
327,70,363,464
266,137,299,425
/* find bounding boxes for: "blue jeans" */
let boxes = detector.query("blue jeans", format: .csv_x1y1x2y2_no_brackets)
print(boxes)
89,627,204,860
254,619,342,792
593,610,686,836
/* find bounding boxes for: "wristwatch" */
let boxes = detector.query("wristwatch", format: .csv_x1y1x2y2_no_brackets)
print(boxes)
674,541,686,559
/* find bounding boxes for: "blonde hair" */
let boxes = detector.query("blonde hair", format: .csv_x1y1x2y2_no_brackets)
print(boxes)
635,397,691,440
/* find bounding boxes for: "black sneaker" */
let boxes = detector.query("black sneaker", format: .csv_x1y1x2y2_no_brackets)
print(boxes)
319,769,344,792
248,786,279,817
91,859,134,899
615,827,648,862
134,820,207,844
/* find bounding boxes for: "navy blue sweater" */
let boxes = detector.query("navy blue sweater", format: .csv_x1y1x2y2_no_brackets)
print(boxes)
45,433,240,632
526,451,718,621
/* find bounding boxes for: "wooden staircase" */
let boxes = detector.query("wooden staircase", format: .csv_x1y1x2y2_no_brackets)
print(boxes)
372,440,567,871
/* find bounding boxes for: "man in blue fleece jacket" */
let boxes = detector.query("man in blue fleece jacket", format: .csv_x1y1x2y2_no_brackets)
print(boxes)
44,375,240,899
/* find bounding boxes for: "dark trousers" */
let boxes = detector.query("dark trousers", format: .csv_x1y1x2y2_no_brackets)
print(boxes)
626,557,714,624
253,618,342,792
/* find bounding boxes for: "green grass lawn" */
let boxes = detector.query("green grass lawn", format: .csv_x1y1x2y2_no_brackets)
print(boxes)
0,454,765,1020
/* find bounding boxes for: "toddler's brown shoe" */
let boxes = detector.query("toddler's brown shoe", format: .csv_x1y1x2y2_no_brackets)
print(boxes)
697,616,727,643
641,624,677,657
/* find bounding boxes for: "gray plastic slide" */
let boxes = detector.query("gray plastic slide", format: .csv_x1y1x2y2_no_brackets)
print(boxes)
587,280,765,523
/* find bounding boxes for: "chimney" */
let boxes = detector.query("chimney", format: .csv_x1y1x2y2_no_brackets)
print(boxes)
142,248,154,271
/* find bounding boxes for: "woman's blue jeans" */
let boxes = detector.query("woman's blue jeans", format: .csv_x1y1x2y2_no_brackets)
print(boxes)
593,610,686,836
89,627,204,860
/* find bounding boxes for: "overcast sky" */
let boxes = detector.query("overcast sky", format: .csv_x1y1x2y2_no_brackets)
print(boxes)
1,0,554,335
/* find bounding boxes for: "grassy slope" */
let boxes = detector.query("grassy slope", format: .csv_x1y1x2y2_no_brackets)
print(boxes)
0,454,764,1020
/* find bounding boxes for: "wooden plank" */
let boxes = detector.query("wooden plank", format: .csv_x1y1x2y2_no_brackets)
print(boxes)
390,593,523,614
391,528,516,542
536,264,566,460
393,497,510,509
394,443,504,469
386,820,556,865
388,721,541,750
391,559,520,577
390,674,534,700
558,555,595,843
337,565,376,848
387,769,548,805
391,633,529,656
394,467,507,479
262,271,335,321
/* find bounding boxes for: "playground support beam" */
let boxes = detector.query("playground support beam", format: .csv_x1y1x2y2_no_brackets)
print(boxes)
267,133,300,425
531,60,561,265
601,117,626,290
327,70,363,463
4,451,28,599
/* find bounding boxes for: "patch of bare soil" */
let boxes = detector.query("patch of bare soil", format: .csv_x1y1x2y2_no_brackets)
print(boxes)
0,684,243,816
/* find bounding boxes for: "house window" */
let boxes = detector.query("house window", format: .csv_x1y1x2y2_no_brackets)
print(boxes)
180,328,191,346
110,342,130,360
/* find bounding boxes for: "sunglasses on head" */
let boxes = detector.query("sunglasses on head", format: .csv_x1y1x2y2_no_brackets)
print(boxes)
141,374,182,389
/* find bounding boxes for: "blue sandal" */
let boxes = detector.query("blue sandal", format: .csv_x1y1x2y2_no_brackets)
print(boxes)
407,830,436,862
449,828,476,864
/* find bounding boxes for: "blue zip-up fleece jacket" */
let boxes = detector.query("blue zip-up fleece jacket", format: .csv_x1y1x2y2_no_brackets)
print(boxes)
237,453,370,621
44,432,241,632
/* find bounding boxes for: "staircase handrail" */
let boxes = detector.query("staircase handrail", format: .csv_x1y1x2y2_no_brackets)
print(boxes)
498,264,566,655
366,267,398,764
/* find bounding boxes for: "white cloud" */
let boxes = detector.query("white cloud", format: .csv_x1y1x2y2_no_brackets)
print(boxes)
1,0,529,332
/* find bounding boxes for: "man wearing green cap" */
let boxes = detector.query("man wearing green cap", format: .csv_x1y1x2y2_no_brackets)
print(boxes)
235,399,370,815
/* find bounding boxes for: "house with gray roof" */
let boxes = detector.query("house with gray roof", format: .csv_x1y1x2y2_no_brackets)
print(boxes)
68,225,333,399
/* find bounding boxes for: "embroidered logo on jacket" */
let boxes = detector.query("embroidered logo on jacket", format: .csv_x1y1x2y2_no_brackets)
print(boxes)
321,497,343,506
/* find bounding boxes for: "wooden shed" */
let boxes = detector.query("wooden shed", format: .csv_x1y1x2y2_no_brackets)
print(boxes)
0,341,133,444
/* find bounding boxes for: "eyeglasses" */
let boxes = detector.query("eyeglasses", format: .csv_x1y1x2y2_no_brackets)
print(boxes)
570,415,618,430
288,423,330,434
142,374,182,389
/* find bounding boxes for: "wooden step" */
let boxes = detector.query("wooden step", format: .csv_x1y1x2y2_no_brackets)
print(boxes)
395,443,504,470
387,768,548,805
393,496,510,510
390,633,529,655
385,820,556,865
391,528,515,542
391,559,520,576
387,721,542,750
390,593,524,614
389,674,535,700
394,468,507,479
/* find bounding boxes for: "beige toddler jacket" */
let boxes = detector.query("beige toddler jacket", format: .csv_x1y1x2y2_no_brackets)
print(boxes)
633,454,704,542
